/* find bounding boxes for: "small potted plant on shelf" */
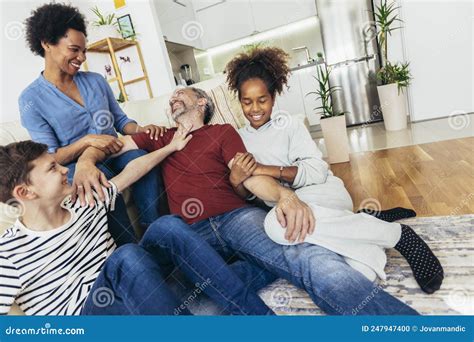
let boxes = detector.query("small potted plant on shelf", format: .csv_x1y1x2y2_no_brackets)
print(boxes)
373,0,413,131
308,64,350,164
88,6,121,43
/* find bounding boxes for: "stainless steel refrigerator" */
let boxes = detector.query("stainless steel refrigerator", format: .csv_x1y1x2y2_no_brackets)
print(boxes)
316,0,382,125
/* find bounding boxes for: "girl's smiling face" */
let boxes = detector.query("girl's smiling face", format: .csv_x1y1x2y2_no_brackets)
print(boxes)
239,78,275,129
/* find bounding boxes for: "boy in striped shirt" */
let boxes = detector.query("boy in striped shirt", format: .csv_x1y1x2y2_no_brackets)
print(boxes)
0,128,271,316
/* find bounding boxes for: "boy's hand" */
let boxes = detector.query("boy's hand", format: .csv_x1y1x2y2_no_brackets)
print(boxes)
136,125,167,140
72,161,110,207
169,124,193,151
229,152,257,186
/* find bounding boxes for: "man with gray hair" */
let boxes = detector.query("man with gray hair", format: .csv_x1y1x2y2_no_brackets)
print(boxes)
75,86,418,315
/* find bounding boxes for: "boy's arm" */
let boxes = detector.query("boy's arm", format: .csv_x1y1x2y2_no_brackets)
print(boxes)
72,136,139,206
0,257,21,316
110,125,192,193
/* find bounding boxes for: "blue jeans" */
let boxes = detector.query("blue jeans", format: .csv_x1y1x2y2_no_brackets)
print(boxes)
181,206,418,315
81,244,191,315
81,217,273,315
139,216,273,315
67,149,163,245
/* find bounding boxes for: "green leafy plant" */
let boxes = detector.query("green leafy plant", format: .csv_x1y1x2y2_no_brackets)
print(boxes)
242,41,268,53
91,6,117,26
372,0,402,66
308,65,345,119
377,61,411,93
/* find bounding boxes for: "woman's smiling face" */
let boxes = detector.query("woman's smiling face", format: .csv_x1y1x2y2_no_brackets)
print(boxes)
43,28,87,76
239,78,275,129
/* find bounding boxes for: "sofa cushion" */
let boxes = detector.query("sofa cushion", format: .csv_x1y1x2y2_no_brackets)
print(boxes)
206,84,247,129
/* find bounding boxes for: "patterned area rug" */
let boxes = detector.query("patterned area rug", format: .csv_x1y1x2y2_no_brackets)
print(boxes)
258,215,474,315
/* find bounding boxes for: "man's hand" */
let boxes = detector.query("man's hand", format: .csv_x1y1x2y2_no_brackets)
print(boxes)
85,134,123,155
229,152,258,186
168,124,193,151
275,190,315,243
136,125,167,140
72,160,110,207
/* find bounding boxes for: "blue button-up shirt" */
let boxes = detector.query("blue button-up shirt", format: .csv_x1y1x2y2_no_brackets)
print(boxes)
19,71,136,153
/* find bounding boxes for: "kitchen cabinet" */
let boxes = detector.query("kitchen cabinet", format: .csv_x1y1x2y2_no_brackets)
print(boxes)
194,0,255,48
157,0,318,49
155,0,204,48
273,64,323,126
298,65,323,126
249,0,317,33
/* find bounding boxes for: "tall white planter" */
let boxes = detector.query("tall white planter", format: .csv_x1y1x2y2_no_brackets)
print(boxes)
88,25,121,43
377,83,408,131
320,115,350,164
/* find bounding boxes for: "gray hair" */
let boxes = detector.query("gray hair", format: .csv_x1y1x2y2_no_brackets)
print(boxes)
189,87,215,124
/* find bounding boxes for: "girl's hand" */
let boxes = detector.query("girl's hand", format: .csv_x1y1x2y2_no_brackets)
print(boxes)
136,125,167,140
229,152,257,186
169,124,193,151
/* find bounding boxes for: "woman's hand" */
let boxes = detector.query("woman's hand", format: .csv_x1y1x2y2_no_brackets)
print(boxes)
229,152,258,186
136,125,167,140
72,161,111,207
169,124,193,152
85,134,123,155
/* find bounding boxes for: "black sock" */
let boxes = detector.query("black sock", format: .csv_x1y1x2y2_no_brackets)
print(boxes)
357,207,417,222
394,224,444,294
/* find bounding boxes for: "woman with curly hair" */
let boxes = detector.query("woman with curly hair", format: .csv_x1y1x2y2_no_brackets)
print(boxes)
226,47,443,293
19,3,165,242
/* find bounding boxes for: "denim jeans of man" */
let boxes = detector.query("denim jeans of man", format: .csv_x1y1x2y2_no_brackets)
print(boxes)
67,149,163,246
81,218,273,315
139,215,273,315
81,244,190,315
155,206,418,315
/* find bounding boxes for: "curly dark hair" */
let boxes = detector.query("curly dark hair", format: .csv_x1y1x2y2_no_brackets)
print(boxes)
225,47,291,99
25,3,87,57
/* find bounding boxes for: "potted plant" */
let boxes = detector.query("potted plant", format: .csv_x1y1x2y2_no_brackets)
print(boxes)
373,0,412,131
377,61,412,130
88,6,121,43
308,64,350,164
316,52,324,64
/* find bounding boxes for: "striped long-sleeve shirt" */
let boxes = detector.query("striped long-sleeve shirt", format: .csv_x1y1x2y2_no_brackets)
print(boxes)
0,183,117,315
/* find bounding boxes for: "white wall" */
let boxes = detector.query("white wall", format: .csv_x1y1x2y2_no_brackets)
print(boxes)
0,0,175,124
388,0,473,122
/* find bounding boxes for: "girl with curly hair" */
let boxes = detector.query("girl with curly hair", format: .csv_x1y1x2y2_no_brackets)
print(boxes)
225,47,443,293
19,3,166,241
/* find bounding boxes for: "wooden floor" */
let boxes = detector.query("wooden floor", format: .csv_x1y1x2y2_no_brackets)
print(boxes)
331,137,474,217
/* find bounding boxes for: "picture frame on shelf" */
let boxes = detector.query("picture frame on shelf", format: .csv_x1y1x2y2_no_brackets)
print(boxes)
117,14,135,39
